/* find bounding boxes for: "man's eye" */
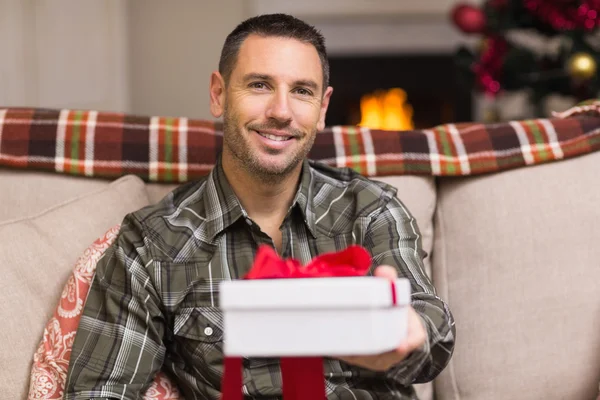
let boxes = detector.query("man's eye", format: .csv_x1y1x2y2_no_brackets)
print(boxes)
295,88,312,96
250,82,267,90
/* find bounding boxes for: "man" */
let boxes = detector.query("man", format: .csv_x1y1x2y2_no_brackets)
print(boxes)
65,13,455,399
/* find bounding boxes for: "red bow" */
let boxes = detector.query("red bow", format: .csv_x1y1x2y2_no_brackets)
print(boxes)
245,245,372,280
221,245,373,400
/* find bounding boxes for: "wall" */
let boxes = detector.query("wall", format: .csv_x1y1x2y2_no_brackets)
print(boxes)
0,0,34,107
0,0,246,118
127,0,246,119
248,0,459,18
0,0,129,112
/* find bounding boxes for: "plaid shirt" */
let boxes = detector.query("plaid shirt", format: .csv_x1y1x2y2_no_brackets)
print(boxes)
65,158,455,400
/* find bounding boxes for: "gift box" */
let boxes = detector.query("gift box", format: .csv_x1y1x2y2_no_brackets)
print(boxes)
218,245,412,400
220,276,410,357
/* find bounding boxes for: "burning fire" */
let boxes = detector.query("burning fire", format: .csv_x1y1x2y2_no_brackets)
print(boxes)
358,88,414,130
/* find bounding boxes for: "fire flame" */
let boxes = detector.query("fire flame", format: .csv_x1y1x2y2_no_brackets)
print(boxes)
358,88,414,130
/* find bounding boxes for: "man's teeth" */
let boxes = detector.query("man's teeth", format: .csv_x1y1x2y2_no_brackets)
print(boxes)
258,132,290,141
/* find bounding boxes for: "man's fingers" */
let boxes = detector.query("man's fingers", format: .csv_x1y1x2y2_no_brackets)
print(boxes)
398,308,427,354
337,281,428,373
397,333,423,355
374,265,398,280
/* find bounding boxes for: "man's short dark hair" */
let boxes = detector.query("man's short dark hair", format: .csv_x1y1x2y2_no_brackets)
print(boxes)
219,13,330,93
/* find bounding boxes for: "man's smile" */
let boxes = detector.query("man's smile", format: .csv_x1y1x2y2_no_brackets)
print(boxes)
256,131,293,141
252,129,297,145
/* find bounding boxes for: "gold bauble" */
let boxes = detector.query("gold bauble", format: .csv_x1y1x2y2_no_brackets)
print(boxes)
478,38,489,54
566,52,597,80
482,106,501,123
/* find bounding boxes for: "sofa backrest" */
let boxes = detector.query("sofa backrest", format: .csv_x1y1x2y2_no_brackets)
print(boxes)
433,150,600,400
0,173,151,399
2,104,600,399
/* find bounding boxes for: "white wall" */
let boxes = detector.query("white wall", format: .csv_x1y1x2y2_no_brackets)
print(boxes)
127,0,246,119
0,0,246,117
247,0,459,18
0,0,129,112
0,0,36,107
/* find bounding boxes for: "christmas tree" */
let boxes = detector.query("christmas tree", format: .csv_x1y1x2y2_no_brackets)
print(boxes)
451,0,600,118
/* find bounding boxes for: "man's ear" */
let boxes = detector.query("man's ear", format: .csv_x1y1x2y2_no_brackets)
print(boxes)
317,86,334,132
210,71,226,118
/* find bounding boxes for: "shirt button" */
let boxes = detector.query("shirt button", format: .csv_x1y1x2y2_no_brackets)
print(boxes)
204,327,214,336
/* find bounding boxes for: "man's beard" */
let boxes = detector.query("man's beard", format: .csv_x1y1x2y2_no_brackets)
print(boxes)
222,106,316,184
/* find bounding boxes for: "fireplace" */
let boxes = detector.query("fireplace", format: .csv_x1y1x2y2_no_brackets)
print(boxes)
325,53,473,129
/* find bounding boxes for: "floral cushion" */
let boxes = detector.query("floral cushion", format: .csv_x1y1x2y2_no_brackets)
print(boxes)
27,225,182,400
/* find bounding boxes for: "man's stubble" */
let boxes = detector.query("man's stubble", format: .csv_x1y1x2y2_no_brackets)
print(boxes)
221,103,317,185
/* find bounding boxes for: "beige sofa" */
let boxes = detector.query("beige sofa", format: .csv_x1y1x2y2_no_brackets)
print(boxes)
1,111,599,399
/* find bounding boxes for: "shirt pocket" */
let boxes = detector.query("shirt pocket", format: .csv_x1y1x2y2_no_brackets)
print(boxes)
173,306,224,344
312,229,356,255
172,305,225,383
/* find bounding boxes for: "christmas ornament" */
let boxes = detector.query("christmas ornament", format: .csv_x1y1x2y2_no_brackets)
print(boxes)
482,104,501,123
523,0,600,31
450,0,600,110
566,52,597,80
451,3,487,34
477,38,489,54
472,37,509,97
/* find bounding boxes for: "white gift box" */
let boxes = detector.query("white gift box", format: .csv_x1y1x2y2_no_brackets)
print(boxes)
219,277,411,357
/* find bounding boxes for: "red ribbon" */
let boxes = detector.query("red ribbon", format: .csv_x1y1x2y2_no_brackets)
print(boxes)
244,245,372,280
221,357,243,400
390,280,397,306
221,245,372,400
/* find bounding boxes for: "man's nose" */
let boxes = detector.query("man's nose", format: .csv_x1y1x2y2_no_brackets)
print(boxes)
266,91,292,123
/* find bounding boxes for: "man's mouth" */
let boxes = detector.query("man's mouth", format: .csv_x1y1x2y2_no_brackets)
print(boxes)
255,130,293,142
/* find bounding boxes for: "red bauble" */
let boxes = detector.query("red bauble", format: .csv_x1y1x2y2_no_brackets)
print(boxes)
451,3,487,34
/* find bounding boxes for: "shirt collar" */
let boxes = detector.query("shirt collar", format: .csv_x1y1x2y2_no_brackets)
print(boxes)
292,159,317,238
203,157,317,242
203,157,247,243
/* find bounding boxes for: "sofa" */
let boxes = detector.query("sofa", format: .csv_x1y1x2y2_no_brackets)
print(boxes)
1,105,599,400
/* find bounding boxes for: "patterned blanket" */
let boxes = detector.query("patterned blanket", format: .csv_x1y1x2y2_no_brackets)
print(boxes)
1,101,599,182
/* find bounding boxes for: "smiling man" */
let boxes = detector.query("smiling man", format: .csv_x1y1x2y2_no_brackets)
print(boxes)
65,14,455,400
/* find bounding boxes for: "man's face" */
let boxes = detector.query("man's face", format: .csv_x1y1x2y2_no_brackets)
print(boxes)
211,34,333,180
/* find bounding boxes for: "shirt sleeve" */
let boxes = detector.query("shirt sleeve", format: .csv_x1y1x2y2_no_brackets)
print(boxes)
363,194,456,385
64,213,166,400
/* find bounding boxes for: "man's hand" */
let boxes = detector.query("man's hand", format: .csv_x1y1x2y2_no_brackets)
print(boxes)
336,265,428,372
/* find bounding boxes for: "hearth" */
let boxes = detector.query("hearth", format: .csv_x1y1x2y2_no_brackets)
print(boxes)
326,53,472,129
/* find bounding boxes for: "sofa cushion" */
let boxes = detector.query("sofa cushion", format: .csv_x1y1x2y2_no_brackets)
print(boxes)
146,182,179,205
28,225,182,400
0,169,118,223
376,175,436,400
433,151,600,400
377,176,436,280
0,175,150,400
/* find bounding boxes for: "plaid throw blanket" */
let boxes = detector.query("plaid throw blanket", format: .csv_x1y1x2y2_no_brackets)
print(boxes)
1,103,599,182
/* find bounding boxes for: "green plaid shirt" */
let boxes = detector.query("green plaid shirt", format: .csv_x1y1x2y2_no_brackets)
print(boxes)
65,159,455,400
